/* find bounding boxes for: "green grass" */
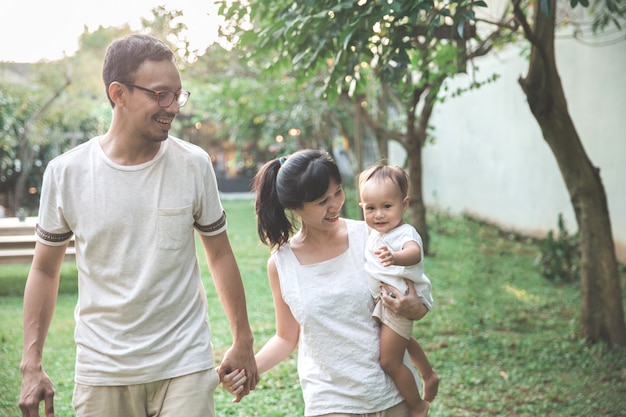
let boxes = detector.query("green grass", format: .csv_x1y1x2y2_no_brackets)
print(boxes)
1,198,625,416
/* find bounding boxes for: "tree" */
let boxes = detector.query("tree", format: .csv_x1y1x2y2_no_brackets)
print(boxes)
218,0,504,253
220,0,625,345
183,43,347,175
0,65,72,214
0,25,133,215
509,0,625,345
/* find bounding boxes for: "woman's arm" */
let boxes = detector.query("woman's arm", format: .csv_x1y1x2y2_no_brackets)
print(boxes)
222,257,300,403
255,257,300,373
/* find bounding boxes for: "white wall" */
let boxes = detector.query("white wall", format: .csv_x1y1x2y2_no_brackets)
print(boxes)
401,34,626,261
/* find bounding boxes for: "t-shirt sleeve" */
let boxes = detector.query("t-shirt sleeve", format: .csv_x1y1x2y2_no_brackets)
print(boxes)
35,162,74,246
193,151,226,236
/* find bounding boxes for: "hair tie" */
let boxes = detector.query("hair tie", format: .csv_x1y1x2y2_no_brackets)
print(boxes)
279,156,287,166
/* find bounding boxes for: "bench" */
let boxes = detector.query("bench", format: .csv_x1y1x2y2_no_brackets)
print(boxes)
0,217,75,265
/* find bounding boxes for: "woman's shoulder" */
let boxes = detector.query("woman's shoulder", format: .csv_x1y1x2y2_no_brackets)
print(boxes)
271,241,294,264
343,218,368,243
343,217,366,230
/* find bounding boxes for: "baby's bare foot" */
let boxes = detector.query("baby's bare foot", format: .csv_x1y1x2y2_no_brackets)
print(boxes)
423,371,440,402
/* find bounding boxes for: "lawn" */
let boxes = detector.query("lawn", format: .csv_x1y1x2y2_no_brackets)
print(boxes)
1,198,625,417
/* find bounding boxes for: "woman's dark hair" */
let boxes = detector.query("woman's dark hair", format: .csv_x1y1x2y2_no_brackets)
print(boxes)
102,34,175,107
253,149,342,248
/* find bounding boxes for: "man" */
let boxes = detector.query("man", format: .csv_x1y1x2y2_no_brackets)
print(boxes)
19,34,258,417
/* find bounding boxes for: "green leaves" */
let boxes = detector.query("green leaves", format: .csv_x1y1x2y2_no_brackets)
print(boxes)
219,0,484,100
536,214,580,283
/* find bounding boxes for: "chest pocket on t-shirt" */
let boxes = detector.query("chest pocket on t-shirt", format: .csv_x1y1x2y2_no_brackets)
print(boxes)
157,206,192,250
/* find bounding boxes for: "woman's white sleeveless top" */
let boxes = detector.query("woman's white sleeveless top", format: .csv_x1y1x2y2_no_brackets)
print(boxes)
272,218,405,416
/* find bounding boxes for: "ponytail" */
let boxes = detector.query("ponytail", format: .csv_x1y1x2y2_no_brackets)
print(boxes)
253,159,294,248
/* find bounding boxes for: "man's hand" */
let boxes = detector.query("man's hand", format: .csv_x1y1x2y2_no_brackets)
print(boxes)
19,367,55,417
217,341,259,401
218,368,248,403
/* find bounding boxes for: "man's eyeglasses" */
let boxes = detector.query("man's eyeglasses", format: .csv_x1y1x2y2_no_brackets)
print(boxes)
122,83,190,108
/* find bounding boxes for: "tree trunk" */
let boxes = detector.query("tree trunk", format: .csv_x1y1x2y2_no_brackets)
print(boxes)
13,132,34,214
517,0,626,345
405,86,436,255
406,134,429,254
12,77,71,215
376,83,391,158
354,97,364,176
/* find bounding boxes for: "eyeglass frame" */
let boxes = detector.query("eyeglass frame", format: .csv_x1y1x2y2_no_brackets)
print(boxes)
120,82,190,108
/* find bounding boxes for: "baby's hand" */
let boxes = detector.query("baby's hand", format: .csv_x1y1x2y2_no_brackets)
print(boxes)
374,246,395,267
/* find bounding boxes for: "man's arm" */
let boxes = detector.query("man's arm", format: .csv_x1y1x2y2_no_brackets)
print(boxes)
19,242,67,417
199,231,258,395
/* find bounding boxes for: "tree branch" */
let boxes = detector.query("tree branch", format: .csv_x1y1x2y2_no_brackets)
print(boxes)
513,0,554,85
24,77,72,134
474,16,518,30
468,17,520,59
512,0,540,48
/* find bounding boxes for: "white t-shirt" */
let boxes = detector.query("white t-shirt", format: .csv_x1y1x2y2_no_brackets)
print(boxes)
36,136,225,385
365,223,433,310
273,219,416,416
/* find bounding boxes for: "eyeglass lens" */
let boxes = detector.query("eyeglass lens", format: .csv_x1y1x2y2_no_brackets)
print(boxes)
158,90,190,108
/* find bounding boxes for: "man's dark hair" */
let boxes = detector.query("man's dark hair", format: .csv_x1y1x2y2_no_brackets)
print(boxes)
102,34,175,107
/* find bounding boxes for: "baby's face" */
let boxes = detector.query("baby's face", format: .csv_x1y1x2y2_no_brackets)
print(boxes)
359,177,408,234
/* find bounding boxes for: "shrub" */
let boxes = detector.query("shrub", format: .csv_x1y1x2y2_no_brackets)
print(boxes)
536,213,580,283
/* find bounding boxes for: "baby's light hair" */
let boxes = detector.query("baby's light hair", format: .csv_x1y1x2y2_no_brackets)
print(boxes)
358,163,409,199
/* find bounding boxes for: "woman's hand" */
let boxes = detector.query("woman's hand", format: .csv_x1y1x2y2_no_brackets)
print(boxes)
380,278,428,321
219,368,248,403
217,341,259,399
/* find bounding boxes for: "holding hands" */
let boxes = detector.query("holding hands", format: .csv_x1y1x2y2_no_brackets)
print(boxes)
217,341,258,403
220,368,249,403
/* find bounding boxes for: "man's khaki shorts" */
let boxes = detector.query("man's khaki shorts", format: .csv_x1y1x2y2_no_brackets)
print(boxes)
72,368,219,417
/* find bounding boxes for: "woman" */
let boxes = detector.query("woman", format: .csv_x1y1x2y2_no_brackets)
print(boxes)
224,150,428,416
